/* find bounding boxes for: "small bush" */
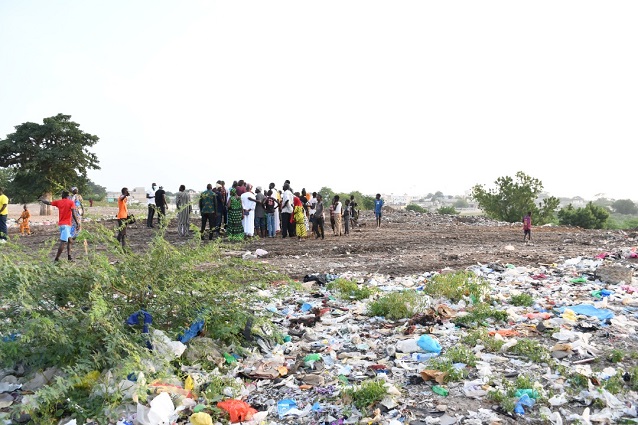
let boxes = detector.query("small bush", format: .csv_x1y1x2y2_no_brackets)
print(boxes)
445,345,477,367
327,278,375,300
342,379,387,412
437,206,459,215
453,303,508,327
426,357,468,382
423,271,489,303
367,290,427,320
405,204,426,213
510,293,534,307
508,339,550,363
461,329,505,352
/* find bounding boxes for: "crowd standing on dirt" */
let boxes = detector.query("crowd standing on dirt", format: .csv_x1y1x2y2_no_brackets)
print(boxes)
138,179,369,243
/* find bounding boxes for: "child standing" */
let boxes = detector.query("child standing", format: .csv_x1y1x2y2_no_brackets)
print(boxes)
374,193,384,228
18,204,31,235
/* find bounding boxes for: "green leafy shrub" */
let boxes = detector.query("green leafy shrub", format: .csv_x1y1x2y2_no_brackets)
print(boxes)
342,379,388,412
0,223,284,423
367,290,427,320
557,202,609,229
510,293,534,307
454,303,508,327
422,271,489,303
405,204,426,213
436,206,459,215
327,278,375,300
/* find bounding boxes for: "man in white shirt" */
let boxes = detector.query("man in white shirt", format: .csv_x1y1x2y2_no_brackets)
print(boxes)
333,195,343,236
308,192,318,237
280,183,295,238
241,184,257,237
146,183,156,228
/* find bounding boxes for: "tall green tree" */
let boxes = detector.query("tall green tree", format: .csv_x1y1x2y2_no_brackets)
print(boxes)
0,114,100,214
611,199,638,215
471,171,559,224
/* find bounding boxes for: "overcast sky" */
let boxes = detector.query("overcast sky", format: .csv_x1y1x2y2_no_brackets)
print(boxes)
1,1,636,200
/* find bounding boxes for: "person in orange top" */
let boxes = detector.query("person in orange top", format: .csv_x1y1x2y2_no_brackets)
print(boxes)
116,187,130,248
17,204,31,235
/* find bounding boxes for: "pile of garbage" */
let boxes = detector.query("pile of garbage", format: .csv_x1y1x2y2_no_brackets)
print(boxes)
2,248,638,424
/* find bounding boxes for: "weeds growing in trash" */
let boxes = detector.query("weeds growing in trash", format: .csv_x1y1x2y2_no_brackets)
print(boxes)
327,278,376,300
0,223,287,423
422,271,489,303
367,290,428,320
425,357,469,382
453,303,508,327
509,293,534,307
608,348,627,363
445,345,478,367
341,378,388,412
507,338,551,363
461,329,505,352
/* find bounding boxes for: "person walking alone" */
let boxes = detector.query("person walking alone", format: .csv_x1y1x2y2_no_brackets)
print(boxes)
523,211,532,243
374,194,384,228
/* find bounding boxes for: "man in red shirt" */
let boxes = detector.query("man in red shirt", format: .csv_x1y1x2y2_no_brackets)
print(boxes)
523,211,532,243
40,190,80,261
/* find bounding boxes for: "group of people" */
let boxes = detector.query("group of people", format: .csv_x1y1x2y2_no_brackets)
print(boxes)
0,180,387,261
140,180,384,242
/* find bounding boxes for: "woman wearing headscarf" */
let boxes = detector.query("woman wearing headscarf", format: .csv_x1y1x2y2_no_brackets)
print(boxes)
293,192,307,239
226,188,244,241
176,184,191,237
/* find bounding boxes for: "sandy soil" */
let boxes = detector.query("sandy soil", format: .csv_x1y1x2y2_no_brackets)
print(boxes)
6,204,636,279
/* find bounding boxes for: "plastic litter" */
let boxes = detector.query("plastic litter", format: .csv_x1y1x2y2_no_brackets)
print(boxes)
217,399,257,423
417,334,442,353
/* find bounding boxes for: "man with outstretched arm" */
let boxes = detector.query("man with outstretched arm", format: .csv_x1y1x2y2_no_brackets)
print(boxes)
40,190,80,261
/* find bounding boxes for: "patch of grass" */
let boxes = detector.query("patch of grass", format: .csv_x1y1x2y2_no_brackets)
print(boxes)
453,303,509,328
514,375,534,390
445,345,477,367
422,271,489,303
507,339,551,363
367,290,427,320
461,329,505,352
426,357,469,382
602,371,625,394
487,388,517,414
510,293,534,307
569,373,590,389
628,366,638,391
342,379,388,412
608,349,626,363
327,278,376,300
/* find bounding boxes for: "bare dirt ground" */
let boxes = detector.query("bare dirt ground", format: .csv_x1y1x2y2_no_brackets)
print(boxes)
7,205,635,277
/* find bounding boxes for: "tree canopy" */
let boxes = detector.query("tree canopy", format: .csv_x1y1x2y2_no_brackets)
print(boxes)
557,202,609,229
470,171,560,224
0,114,100,201
611,199,638,215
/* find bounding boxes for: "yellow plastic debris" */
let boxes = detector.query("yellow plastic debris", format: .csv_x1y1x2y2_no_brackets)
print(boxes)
189,412,213,425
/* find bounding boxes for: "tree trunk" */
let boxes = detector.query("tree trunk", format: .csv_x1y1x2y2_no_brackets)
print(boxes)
40,192,52,216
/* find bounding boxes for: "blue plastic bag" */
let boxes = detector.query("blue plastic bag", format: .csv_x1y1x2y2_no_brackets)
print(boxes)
417,335,442,353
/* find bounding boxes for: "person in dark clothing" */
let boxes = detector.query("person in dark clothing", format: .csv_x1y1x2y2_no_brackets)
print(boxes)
313,194,325,239
199,183,218,240
154,185,167,227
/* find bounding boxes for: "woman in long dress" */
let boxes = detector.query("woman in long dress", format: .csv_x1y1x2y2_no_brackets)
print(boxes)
226,188,244,241
293,193,307,239
176,185,191,237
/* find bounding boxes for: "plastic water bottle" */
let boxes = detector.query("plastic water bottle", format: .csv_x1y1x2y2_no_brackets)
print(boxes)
411,352,438,362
